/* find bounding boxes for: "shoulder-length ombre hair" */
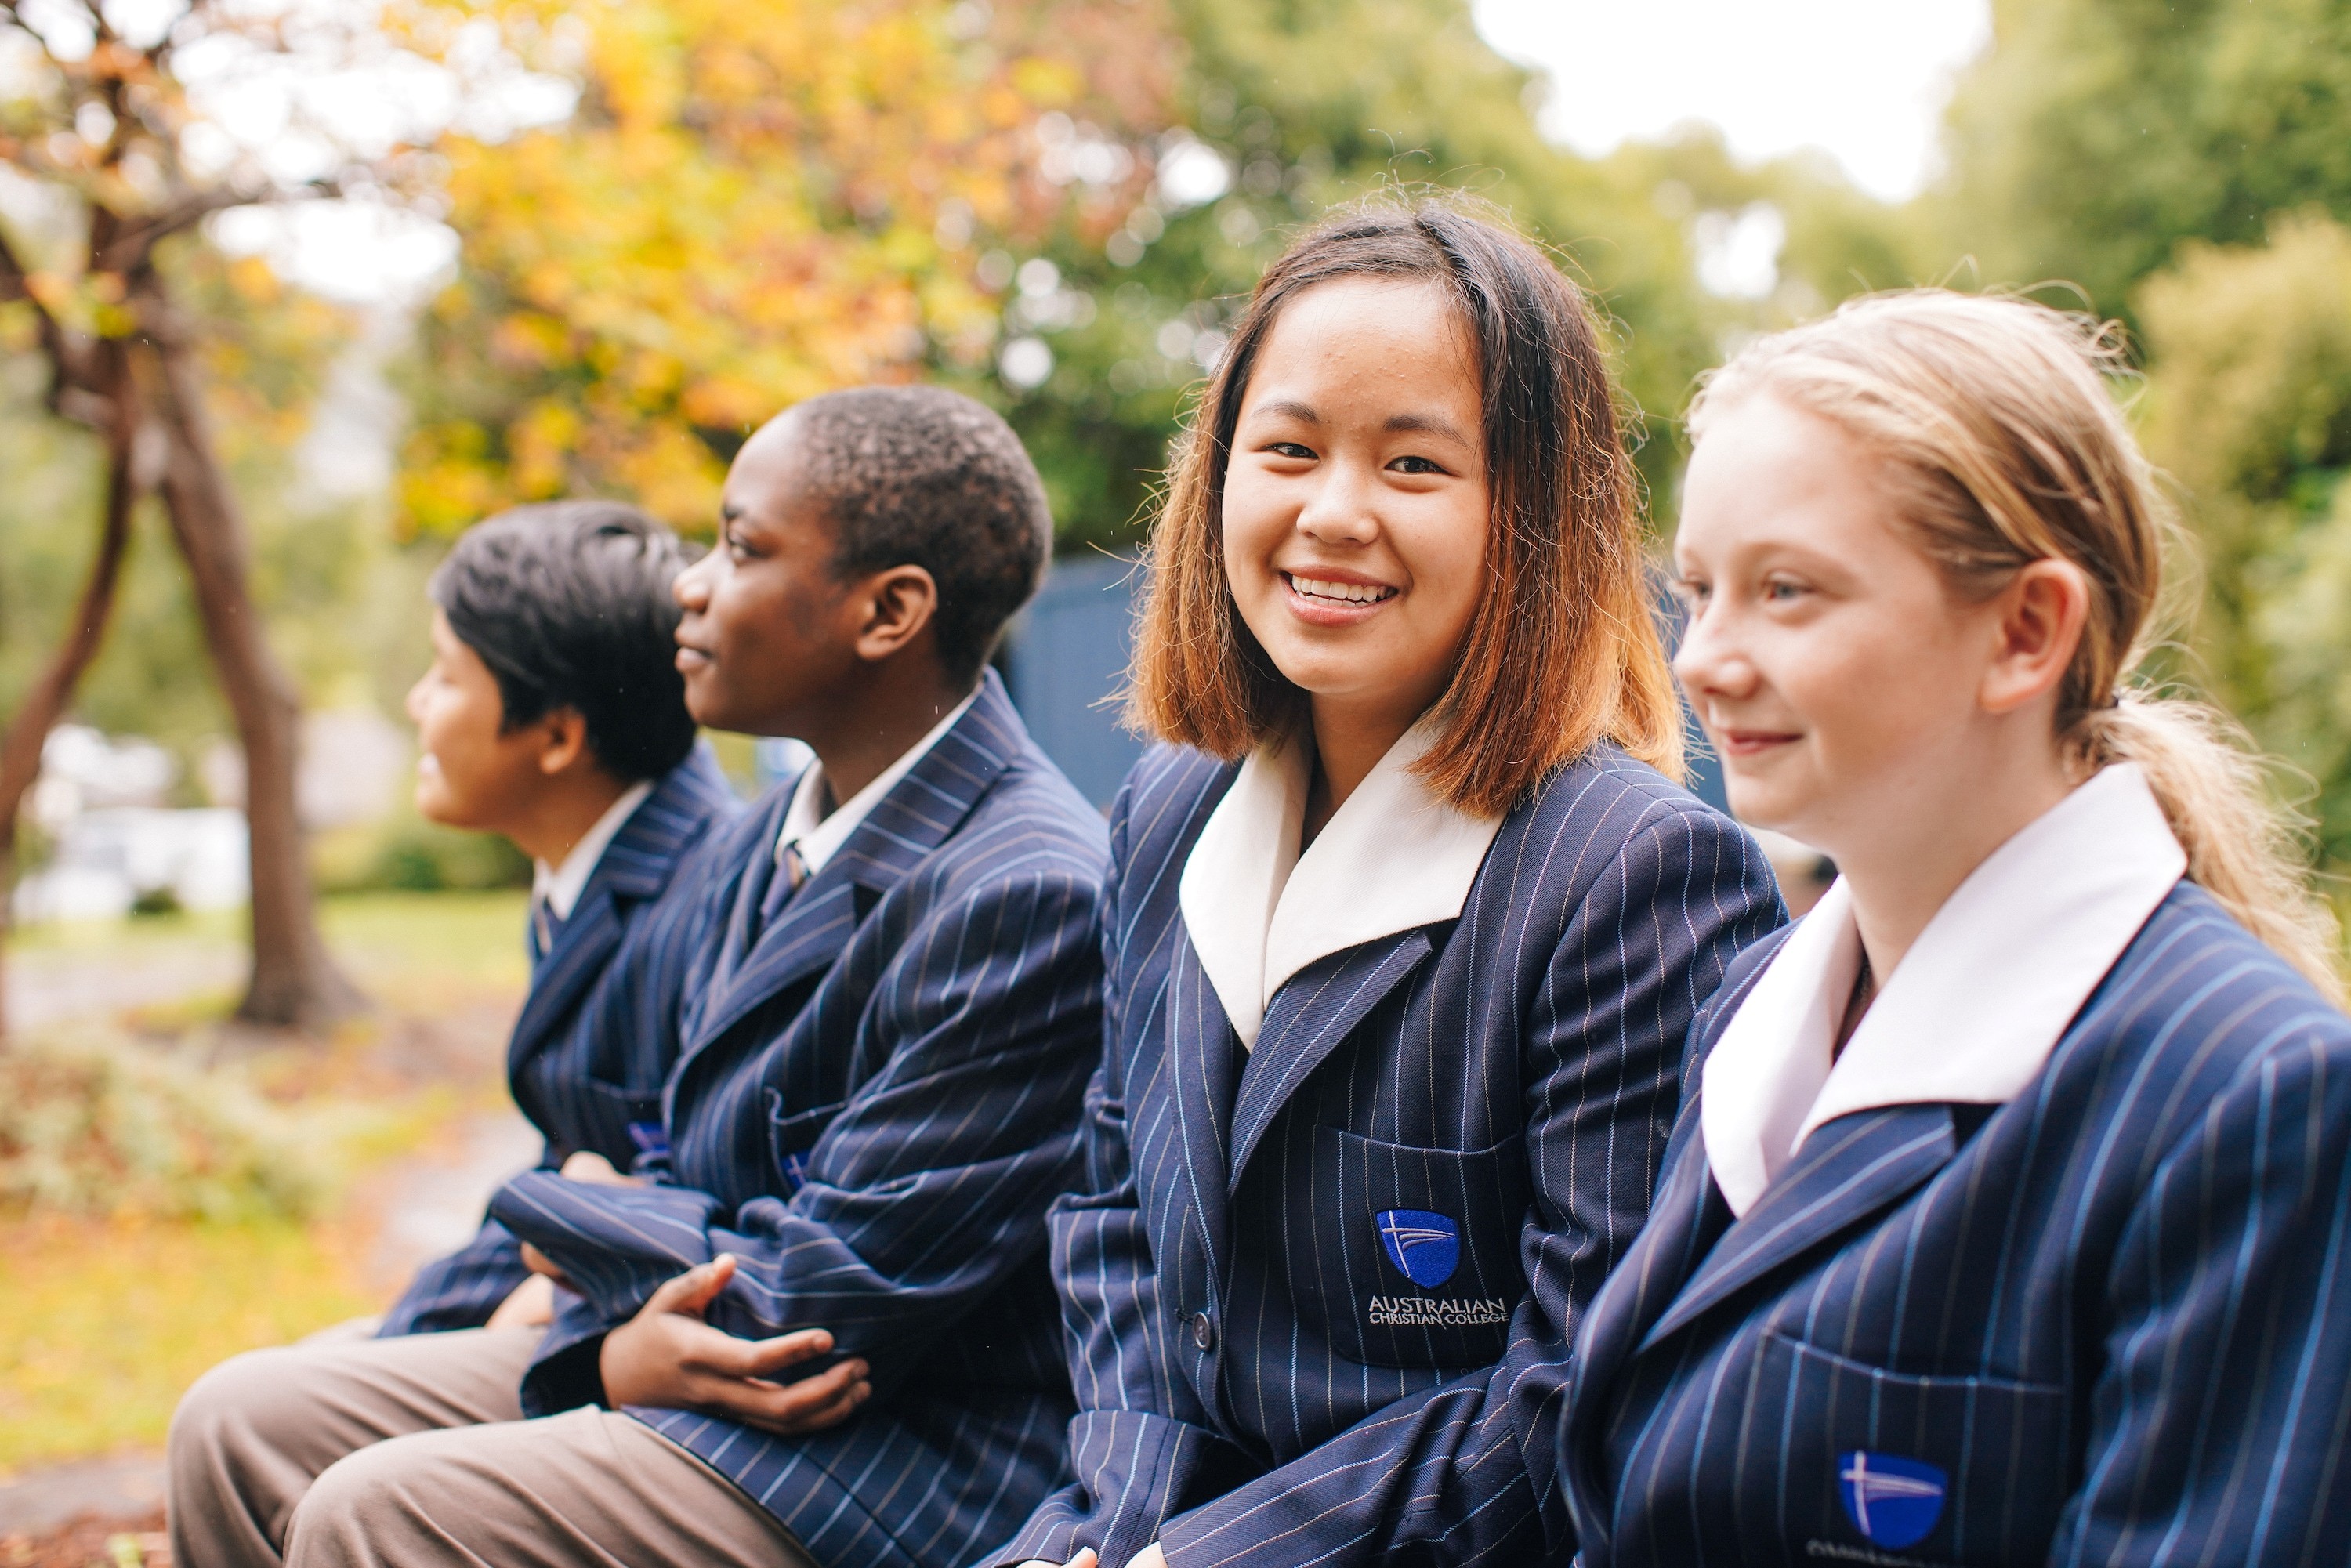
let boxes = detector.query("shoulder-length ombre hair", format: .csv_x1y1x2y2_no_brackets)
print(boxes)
1125,199,1683,817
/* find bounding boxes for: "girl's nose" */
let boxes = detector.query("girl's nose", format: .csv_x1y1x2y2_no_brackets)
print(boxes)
403,675,429,725
1672,604,1759,703
1294,462,1379,545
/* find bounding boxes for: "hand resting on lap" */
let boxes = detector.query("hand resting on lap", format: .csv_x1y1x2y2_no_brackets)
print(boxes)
598,1253,871,1435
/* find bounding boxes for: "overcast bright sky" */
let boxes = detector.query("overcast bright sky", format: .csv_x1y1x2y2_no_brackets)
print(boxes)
1473,0,1993,201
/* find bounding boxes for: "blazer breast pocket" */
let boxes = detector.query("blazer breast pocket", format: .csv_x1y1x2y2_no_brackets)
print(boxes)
763,1088,846,1195
571,1076,664,1161
1293,1124,1532,1370
1752,1329,2070,1563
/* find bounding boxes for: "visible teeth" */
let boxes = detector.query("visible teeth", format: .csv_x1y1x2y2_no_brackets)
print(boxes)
1290,575,1396,604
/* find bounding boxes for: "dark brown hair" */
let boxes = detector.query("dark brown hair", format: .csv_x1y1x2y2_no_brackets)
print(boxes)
1125,197,1682,815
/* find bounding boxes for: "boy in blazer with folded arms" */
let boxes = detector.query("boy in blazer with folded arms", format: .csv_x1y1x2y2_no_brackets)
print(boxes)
377,501,738,1339
168,388,1109,1568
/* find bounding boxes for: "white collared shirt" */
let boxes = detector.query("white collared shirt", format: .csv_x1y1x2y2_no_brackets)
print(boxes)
776,687,980,878
1702,763,2188,1218
531,779,656,922
1179,719,1504,1049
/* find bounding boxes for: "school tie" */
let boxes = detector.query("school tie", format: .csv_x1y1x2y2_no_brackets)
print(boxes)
752,842,809,943
529,895,560,965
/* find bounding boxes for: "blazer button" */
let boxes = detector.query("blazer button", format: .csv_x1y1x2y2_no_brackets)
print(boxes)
1190,1310,1214,1351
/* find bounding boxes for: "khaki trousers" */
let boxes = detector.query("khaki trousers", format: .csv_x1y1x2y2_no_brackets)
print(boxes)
166,1325,813,1568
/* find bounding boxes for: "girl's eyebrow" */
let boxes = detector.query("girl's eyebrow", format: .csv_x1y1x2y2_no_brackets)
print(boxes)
1384,411,1470,443
1245,399,1469,445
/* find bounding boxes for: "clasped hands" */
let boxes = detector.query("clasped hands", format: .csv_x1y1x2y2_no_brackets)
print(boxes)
502,1149,872,1436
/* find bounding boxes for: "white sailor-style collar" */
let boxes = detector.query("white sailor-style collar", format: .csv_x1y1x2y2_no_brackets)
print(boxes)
1703,762,2188,1218
1179,719,1503,1050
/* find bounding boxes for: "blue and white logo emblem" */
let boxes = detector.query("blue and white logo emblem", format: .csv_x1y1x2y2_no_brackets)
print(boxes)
1838,1450,1947,1550
1375,1209,1461,1289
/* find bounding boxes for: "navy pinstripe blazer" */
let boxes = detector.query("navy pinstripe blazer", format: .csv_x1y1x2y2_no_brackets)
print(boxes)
1559,882,2351,1566
991,741,1783,1568
489,673,1110,1568
379,748,738,1336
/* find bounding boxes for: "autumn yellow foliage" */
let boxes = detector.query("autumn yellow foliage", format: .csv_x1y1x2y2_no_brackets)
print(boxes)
400,0,1172,535
0,1214,379,1473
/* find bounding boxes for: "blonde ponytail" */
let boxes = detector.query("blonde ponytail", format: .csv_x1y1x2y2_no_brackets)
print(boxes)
2079,694,2342,1001
1694,291,2344,1002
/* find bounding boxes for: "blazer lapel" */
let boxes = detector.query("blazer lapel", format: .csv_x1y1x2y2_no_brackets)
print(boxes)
1575,1118,1728,1399
592,748,734,904
508,755,730,1091
1161,929,1245,1437
1225,930,1436,1193
508,887,627,1094
1562,1112,1732,1558
686,675,1023,1055
1164,934,1241,1248
820,672,1023,896
1638,1102,1958,1352
665,826,785,1089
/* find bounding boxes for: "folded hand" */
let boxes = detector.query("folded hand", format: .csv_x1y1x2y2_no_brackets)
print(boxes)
598,1253,871,1436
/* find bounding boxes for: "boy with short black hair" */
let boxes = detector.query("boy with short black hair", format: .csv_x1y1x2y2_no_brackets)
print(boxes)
389,499,738,1334
168,389,1107,1568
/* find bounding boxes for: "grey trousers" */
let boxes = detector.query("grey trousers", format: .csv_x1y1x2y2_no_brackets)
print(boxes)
166,1325,813,1568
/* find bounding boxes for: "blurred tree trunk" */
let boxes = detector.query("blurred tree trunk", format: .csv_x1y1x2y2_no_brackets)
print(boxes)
1,231,363,1037
144,314,364,1032
0,2,400,1038
0,354,139,1043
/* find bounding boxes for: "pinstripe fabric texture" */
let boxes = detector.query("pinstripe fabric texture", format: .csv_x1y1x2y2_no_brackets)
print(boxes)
379,748,739,1336
489,673,1110,1568
991,741,1784,1568
1560,882,2351,1566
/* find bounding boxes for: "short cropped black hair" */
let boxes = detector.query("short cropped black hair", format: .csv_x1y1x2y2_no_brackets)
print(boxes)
792,386,1052,685
429,501,699,782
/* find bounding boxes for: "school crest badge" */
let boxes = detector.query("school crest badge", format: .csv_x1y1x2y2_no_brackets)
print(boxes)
1375,1208,1461,1289
1838,1450,1947,1550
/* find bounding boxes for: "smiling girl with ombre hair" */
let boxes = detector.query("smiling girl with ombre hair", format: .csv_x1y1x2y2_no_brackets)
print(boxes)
1558,290,2351,1566
989,200,1782,1568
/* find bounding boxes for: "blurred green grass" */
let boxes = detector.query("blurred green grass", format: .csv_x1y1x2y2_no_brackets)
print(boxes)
14,889,523,967
320,889,529,992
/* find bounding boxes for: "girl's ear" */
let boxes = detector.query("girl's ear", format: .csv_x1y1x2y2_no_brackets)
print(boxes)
1979,558,2091,716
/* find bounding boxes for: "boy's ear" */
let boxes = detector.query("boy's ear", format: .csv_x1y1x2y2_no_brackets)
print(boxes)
849,564,941,664
534,706,595,777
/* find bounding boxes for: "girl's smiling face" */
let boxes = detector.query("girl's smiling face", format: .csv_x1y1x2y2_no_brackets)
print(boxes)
1221,277,1491,740
1671,391,2005,854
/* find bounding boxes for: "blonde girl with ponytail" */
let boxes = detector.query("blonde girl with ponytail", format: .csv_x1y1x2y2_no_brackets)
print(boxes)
1557,291,2351,1567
